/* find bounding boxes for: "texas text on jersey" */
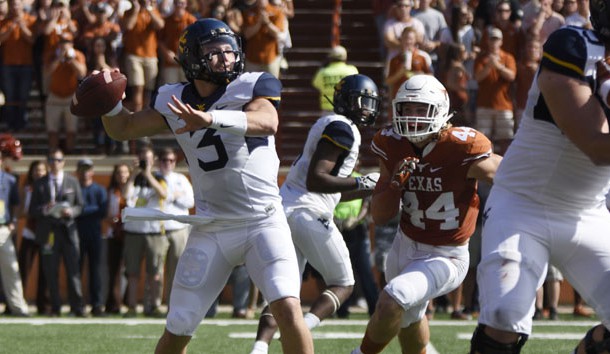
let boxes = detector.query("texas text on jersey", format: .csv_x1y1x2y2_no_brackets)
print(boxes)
372,125,492,245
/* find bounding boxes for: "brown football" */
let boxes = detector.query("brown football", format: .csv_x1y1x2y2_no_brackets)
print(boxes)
70,70,127,117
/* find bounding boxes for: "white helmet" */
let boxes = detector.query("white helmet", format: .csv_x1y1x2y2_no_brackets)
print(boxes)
392,75,453,143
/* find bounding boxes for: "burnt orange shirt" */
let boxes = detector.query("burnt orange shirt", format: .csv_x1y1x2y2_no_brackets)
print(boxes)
474,49,516,111
372,126,492,246
0,14,37,65
158,12,196,67
80,21,121,44
48,49,86,98
386,49,432,99
242,4,285,64
122,8,161,58
42,18,78,64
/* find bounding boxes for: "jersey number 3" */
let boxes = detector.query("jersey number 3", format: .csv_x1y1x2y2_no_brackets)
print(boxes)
197,129,229,171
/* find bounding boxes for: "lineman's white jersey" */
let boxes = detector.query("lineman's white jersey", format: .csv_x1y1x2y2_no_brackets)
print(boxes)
281,114,361,218
152,72,283,221
494,26,610,210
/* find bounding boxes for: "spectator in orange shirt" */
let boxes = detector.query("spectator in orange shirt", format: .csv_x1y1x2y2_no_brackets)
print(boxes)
120,0,164,112
241,0,285,78
39,0,78,97
158,0,196,85
43,38,87,153
40,0,78,63
78,2,121,57
385,26,432,102
0,0,36,132
474,27,516,154
492,0,521,62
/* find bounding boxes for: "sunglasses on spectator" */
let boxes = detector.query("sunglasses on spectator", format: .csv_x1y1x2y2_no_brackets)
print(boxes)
161,158,176,163
48,158,64,162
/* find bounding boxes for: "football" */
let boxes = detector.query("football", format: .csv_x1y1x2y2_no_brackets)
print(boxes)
70,70,127,117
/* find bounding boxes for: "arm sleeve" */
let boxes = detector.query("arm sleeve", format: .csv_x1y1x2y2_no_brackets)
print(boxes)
253,72,283,109
540,27,588,81
320,120,355,151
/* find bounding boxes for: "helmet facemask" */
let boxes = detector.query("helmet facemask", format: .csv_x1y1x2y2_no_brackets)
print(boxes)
391,75,452,143
178,20,244,85
343,91,381,126
333,74,381,126
197,35,244,85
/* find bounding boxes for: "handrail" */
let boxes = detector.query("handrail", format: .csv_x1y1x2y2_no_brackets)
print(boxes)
331,0,342,46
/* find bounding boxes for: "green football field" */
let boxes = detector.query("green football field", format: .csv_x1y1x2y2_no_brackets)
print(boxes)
0,312,597,353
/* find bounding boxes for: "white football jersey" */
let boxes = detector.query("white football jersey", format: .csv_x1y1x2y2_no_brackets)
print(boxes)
281,114,361,218
495,26,610,210
152,72,283,221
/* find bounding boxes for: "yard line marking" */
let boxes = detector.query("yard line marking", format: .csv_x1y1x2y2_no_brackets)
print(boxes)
122,335,160,339
228,332,441,353
0,318,598,328
231,332,362,339
457,332,584,340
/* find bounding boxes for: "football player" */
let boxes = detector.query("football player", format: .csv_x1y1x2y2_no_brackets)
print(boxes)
351,75,502,354
470,0,610,352
250,74,381,354
98,18,314,354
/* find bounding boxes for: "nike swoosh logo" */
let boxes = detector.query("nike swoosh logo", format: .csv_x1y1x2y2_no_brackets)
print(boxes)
217,104,228,110
430,167,443,173
220,123,234,128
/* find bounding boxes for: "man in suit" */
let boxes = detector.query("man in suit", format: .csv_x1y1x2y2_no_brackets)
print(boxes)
29,148,85,317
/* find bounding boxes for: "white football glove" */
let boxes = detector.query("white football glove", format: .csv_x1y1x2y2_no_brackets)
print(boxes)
596,58,610,108
355,172,380,191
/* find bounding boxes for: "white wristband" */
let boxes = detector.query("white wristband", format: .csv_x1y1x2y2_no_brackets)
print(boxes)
209,110,248,135
104,101,123,117
599,80,610,108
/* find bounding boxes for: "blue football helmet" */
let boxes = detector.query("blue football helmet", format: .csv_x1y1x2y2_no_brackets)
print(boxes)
177,18,244,84
333,74,381,126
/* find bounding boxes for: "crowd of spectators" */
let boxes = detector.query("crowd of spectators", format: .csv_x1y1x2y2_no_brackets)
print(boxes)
0,0,292,154
0,0,598,318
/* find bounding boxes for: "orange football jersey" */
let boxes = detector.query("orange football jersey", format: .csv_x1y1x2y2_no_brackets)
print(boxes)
372,126,492,246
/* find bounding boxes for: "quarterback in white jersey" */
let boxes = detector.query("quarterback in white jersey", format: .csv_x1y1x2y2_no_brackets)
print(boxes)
470,5,610,353
97,19,314,354
250,74,381,354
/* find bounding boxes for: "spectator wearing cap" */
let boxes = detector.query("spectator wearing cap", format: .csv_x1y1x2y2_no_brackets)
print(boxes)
474,26,516,154
0,138,30,317
489,0,522,62
311,45,359,114
43,37,87,153
75,158,108,317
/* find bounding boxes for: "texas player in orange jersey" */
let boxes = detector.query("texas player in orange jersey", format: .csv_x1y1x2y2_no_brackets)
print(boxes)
351,75,502,354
